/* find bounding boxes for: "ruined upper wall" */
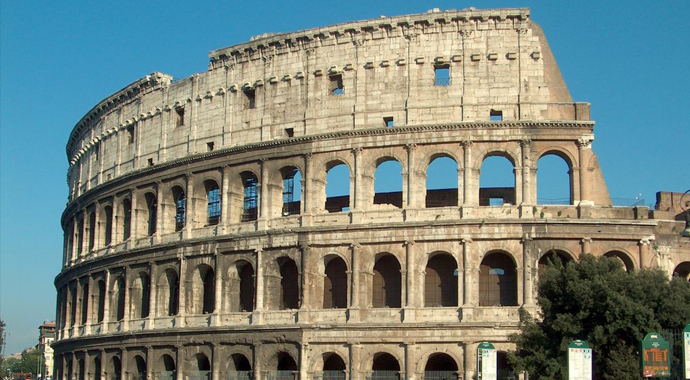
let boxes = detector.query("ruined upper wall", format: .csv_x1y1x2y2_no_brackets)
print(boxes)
65,8,588,201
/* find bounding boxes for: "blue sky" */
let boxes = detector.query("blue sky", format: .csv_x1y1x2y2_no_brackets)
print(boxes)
1,0,689,354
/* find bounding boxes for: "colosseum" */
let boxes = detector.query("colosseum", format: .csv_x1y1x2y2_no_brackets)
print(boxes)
54,7,690,380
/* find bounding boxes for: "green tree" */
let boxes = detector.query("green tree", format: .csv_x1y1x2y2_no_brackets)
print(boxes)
0,319,5,377
508,254,690,380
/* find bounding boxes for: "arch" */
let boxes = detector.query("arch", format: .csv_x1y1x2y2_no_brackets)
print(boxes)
424,353,458,377
131,271,150,319
673,262,690,281
325,161,351,213
426,156,458,208
241,171,259,222
373,254,402,308
158,354,176,380
88,210,97,251
374,159,403,208
537,152,573,205
110,356,122,380
92,356,101,380
95,279,105,323
372,352,400,380
276,352,297,371
227,260,255,312
322,353,346,380
102,205,113,247
205,180,221,225
194,353,211,371
68,283,77,327
121,198,132,241
280,166,302,216
278,257,299,310
323,256,348,309
538,249,574,277
157,268,179,316
229,353,252,372
172,186,186,232
479,251,518,306
425,254,458,307
111,275,126,321
604,250,635,272
131,355,146,380
80,281,89,325
191,264,215,314
144,192,157,236
479,154,515,206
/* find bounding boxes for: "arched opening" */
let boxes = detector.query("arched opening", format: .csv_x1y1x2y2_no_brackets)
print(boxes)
279,257,299,310
425,254,458,307
323,257,348,309
479,252,518,306
479,155,515,206
110,356,122,380
158,269,179,316
103,206,113,246
191,353,211,380
96,280,105,323
172,186,186,232
537,153,572,205
322,353,346,380
374,159,403,208
371,353,400,380
205,180,221,225
192,265,215,314
496,351,515,380
66,358,73,380
131,272,150,319
92,357,101,380
158,355,176,380
373,255,401,308
241,172,259,222
325,162,350,213
144,192,157,236
277,353,297,371
132,356,146,380
673,262,690,281
111,276,125,321
424,353,458,380
80,282,89,325
227,261,255,312
604,251,634,273
77,358,85,380
121,198,132,241
538,250,573,277
426,156,458,208
68,284,77,327
76,218,84,256
88,211,96,251
281,167,302,216
228,354,251,380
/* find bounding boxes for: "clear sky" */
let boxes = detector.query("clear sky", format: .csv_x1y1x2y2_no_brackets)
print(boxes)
1,0,689,355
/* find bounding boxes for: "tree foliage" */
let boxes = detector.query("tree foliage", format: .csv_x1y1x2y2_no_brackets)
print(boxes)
508,254,690,380
1,349,42,377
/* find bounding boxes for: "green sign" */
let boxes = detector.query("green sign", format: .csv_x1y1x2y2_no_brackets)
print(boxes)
477,341,496,380
641,332,670,378
683,324,690,379
568,340,592,380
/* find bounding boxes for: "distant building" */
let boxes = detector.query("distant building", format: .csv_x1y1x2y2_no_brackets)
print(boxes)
38,322,55,379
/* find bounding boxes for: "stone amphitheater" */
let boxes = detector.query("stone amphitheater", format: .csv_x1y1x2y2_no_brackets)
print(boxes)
53,7,690,380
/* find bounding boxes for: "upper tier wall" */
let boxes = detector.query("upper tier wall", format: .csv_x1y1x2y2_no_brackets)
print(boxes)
65,8,587,203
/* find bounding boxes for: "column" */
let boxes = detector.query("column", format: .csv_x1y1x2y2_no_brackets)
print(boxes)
520,139,533,205
302,153,313,217
253,248,264,324
252,344,262,380
149,262,158,323
348,242,361,322
212,344,221,380
178,256,187,326
404,143,417,208
349,343,361,380
463,342,477,380
185,173,194,237
259,158,269,224
130,190,139,241
102,271,111,332
639,239,653,269
577,137,593,205
112,196,120,245
221,166,231,229
521,236,535,307
99,350,106,380
214,253,222,321
175,346,183,380
461,140,475,207
581,238,592,256
403,240,416,322
300,245,311,310
145,346,152,380
461,238,473,306
122,266,131,331
404,343,415,380
155,182,163,243
299,343,308,380
351,148,363,211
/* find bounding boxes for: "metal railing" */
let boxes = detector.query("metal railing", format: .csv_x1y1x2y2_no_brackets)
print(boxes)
157,371,176,380
365,371,399,380
313,371,346,380
423,371,458,380
265,371,297,380
227,371,252,380
189,370,211,380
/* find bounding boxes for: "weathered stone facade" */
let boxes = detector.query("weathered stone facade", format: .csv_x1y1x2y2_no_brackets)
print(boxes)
54,8,690,380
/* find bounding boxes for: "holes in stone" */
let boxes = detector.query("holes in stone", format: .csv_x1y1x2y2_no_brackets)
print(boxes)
479,155,515,206
325,162,350,213
490,109,503,121
205,181,220,225
148,158,154,166
206,142,214,152
384,117,394,128
175,106,185,127
434,65,450,86
285,128,294,137
374,159,403,208
330,74,344,95
244,89,256,109
126,125,135,144
426,156,458,208
282,167,301,216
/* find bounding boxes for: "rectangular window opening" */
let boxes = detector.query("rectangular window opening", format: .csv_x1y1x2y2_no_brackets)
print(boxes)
330,74,344,95
207,142,214,151
175,106,185,127
126,126,135,144
490,110,503,122
384,117,394,128
489,197,504,206
93,144,99,161
244,89,256,109
434,65,450,86
147,158,154,166
285,128,294,138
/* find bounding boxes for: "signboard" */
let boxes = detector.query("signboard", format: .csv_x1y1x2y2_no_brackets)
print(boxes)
477,341,497,380
641,332,670,378
568,340,592,380
684,324,690,380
